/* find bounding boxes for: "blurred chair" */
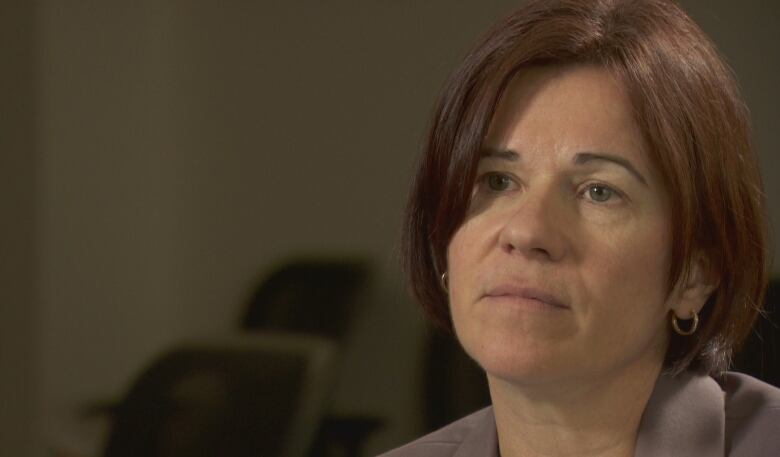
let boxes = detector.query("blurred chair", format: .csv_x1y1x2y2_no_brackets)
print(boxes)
241,258,383,457
100,333,337,457
241,258,370,342
733,277,780,387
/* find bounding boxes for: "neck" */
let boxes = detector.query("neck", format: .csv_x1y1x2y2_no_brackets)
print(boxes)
489,359,663,457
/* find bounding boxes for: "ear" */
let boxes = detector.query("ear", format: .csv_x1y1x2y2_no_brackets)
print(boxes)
670,252,719,318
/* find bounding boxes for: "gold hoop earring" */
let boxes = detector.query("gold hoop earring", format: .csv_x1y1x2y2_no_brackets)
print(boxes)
440,272,448,292
672,310,699,336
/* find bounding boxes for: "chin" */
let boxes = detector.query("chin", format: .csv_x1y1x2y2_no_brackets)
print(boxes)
456,326,573,386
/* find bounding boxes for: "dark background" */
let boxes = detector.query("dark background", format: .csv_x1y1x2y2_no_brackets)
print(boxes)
1,1,778,456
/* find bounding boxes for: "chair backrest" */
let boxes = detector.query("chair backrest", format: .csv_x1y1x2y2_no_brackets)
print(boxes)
241,258,370,342
102,333,337,457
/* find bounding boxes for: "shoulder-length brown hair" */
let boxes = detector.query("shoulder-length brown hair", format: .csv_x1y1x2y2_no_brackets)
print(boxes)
402,0,769,375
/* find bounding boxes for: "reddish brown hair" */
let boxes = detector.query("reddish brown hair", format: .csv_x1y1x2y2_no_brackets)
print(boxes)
402,0,769,374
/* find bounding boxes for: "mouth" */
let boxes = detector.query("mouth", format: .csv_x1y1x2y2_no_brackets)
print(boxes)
482,285,569,310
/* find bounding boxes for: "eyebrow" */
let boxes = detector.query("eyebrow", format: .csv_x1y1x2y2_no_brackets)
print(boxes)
480,147,648,186
573,152,648,186
480,147,519,161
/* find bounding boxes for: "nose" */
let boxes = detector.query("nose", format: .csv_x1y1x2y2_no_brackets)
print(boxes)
497,186,568,262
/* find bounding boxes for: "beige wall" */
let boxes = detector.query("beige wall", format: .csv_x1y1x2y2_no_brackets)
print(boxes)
2,1,777,456
0,2,37,457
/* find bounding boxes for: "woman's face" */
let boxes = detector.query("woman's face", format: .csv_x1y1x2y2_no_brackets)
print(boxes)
446,65,678,386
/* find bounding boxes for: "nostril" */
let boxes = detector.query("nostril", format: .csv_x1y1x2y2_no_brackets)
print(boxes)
528,246,553,260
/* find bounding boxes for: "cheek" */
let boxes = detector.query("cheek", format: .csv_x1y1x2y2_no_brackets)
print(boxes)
445,223,485,333
446,235,471,316
446,218,494,301
581,221,672,322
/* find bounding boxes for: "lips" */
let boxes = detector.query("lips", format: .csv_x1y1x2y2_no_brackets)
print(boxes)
483,285,569,309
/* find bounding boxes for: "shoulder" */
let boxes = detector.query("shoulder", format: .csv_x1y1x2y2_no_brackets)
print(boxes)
718,371,780,456
720,371,780,421
376,407,493,457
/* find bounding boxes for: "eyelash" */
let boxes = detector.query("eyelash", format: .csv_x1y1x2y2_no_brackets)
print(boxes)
478,172,518,193
475,172,625,205
578,182,624,205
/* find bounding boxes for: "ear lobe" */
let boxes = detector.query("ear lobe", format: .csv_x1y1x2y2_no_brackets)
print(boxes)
671,253,719,317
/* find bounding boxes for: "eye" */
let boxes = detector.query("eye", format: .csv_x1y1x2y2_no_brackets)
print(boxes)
588,184,613,202
583,183,620,203
483,172,515,192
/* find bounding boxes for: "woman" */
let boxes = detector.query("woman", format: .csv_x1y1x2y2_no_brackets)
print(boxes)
383,0,779,456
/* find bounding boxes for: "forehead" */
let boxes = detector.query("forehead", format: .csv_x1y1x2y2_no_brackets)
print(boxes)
485,64,650,172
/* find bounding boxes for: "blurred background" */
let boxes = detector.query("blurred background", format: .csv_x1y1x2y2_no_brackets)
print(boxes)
1,1,778,456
